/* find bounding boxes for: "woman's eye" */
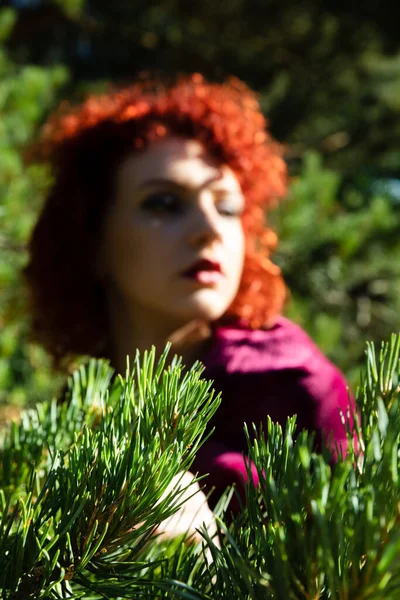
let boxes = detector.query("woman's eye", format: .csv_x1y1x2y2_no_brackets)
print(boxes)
217,201,244,217
140,192,183,215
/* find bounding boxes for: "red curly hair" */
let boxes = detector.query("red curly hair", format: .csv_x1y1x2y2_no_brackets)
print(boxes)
25,73,287,369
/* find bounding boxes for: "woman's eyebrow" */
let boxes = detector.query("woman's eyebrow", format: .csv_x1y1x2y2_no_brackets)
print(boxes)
137,174,225,191
137,178,183,189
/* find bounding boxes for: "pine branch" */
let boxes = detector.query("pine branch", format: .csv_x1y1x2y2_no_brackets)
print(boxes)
0,345,220,599
2,337,400,598
160,335,400,600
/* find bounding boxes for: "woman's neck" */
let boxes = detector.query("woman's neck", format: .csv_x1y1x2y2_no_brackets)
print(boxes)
106,295,212,373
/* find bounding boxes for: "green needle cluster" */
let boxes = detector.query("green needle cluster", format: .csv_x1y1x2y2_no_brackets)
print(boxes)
1,337,400,599
0,347,220,598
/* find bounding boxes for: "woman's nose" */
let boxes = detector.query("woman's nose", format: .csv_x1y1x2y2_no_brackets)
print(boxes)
186,198,222,247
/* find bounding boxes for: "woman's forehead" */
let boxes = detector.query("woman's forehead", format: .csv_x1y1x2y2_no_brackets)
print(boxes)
117,137,242,193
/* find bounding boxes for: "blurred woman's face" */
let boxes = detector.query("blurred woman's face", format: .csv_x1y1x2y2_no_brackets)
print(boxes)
98,137,245,331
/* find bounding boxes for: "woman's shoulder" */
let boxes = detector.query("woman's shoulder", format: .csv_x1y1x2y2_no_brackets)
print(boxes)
204,316,329,375
203,317,353,446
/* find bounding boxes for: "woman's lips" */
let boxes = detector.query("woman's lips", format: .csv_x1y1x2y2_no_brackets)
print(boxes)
182,259,223,285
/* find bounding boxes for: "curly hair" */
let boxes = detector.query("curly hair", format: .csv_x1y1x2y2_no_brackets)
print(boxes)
24,73,287,369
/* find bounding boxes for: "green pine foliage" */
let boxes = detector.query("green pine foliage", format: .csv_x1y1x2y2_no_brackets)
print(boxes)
0,6,67,410
1,338,400,599
0,346,221,599
273,152,400,388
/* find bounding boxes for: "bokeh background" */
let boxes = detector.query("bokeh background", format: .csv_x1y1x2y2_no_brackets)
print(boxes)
1,0,400,416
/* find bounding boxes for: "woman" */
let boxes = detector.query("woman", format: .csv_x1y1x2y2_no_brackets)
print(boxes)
25,74,353,511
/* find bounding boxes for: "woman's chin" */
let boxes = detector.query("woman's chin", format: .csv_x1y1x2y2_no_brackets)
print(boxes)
173,301,228,324
174,287,236,321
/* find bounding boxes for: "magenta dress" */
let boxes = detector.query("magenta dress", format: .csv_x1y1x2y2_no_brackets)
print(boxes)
192,317,353,508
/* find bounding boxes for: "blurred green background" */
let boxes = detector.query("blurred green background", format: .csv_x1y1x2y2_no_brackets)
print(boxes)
1,0,400,415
